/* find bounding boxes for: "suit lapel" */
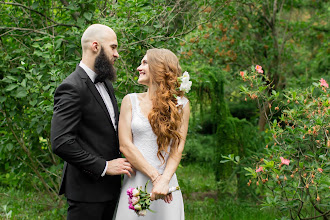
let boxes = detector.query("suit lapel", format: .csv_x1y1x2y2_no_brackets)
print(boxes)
76,66,113,128
76,65,118,132
104,80,119,130
85,78,113,124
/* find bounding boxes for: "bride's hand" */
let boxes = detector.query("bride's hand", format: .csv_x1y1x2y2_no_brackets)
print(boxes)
163,193,173,204
150,175,169,201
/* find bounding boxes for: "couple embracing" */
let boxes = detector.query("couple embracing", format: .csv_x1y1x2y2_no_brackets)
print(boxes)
51,24,190,220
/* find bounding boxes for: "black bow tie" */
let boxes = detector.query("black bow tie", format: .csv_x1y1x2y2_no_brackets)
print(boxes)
94,79,103,84
94,76,106,84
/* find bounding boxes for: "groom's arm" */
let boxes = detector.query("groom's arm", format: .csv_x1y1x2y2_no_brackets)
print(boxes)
51,82,106,180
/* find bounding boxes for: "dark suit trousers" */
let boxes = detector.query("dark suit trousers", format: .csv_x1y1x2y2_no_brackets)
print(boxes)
67,199,118,220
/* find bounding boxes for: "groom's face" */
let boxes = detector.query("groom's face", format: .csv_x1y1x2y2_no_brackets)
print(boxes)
94,33,119,82
94,46,117,82
99,33,119,65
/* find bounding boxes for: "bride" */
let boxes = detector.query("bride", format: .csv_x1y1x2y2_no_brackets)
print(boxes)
114,48,190,219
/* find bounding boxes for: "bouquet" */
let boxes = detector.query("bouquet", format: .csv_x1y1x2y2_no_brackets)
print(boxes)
127,180,180,216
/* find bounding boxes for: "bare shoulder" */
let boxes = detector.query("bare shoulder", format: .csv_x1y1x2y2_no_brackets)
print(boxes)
121,94,132,109
136,92,147,101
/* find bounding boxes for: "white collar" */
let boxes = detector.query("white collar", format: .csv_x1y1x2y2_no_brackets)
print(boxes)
79,61,97,83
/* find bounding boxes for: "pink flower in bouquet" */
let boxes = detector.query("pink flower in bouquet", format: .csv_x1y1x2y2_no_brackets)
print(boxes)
256,166,264,172
280,157,290,166
127,187,134,198
126,181,180,216
255,65,264,73
138,210,147,216
131,196,140,205
320,78,329,88
129,203,135,210
318,168,323,173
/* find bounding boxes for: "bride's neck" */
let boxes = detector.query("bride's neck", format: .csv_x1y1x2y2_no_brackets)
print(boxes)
146,84,157,100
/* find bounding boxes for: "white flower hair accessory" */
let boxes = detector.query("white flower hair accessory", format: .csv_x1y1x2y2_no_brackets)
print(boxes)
176,96,186,107
179,71,192,93
175,71,192,107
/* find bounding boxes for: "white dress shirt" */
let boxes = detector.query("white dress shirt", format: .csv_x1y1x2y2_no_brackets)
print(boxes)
79,61,116,177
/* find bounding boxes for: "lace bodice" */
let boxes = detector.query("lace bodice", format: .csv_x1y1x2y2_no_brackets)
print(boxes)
129,93,188,173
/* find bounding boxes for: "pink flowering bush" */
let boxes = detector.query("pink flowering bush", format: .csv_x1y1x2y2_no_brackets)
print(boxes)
239,65,329,219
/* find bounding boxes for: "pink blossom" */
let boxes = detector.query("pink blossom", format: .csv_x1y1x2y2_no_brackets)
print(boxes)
129,203,135,210
318,168,323,173
255,65,264,73
320,78,329,88
131,196,140,205
280,157,290,166
128,197,132,204
256,166,264,173
127,187,134,198
240,71,245,77
138,210,147,216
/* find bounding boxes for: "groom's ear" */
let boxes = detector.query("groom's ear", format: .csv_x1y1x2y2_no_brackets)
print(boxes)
91,41,99,53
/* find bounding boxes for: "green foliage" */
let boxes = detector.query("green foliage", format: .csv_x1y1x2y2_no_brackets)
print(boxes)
0,1,329,218
239,66,330,218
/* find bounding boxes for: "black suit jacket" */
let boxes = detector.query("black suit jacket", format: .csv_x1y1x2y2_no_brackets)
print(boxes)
51,65,121,202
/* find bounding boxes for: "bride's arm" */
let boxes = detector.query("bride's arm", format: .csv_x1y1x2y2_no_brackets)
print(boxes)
119,95,160,182
151,102,190,201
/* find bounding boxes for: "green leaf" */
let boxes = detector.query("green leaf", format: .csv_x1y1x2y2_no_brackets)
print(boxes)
292,91,297,100
5,84,19,91
0,96,6,103
15,88,27,98
83,12,92,21
259,86,267,92
6,143,13,151
21,79,27,87
6,76,18,81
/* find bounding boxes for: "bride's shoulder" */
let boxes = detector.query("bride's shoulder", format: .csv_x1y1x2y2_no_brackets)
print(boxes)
122,93,145,105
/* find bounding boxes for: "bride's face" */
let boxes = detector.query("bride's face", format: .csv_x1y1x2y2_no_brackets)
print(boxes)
137,55,150,86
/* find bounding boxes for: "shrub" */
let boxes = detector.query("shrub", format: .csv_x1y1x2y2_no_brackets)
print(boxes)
239,66,330,219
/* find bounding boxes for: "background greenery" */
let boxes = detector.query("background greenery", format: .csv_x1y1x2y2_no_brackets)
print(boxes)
0,0,329,219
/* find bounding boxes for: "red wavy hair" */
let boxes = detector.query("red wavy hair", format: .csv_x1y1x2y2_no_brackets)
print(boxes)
147,48,184,163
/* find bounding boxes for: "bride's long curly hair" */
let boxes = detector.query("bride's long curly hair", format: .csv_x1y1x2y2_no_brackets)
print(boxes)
147,48,184,163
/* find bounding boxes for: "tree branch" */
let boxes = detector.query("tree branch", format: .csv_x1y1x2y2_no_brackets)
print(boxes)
59,0,79,21
301,210,330,220
0,1,78,28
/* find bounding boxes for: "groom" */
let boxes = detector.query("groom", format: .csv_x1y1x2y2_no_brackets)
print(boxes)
51,24,134,220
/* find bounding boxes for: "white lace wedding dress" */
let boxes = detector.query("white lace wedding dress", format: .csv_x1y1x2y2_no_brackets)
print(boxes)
114,93,187,220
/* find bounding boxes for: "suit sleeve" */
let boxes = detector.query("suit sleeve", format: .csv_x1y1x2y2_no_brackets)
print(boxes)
51,82,106,180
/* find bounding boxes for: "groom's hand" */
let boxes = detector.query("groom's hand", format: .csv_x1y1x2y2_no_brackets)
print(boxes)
106,158,135,177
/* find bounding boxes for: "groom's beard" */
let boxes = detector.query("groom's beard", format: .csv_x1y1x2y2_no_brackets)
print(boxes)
94,47,117,82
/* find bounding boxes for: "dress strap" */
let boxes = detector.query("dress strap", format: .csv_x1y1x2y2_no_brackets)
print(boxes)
128,93,138,112
182,97,189,108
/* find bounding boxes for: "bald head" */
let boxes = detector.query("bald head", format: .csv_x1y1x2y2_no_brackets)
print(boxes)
81,24,116,52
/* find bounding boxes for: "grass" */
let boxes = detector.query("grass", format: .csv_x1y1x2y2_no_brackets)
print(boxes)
0,163,278,219
0,188,66,220
177,163,278,220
